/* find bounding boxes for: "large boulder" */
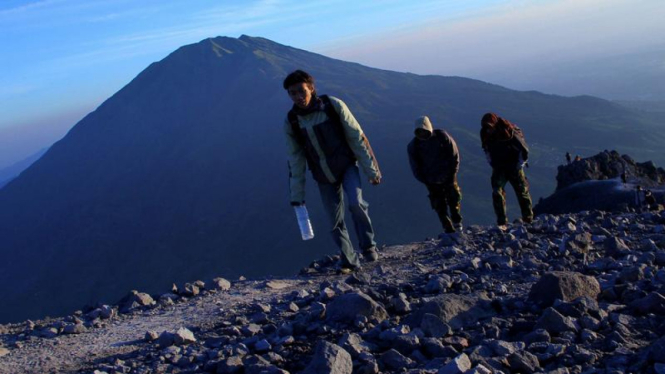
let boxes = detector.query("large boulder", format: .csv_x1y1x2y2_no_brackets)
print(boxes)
406,293,495,330
326,292,388,324
302,341,352,374
528,271,600,307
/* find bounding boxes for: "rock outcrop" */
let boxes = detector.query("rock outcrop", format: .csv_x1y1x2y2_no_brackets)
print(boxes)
535,150,665,215
556,150,665,191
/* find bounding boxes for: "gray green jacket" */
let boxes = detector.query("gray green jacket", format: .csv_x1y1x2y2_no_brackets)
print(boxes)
284,96,381,203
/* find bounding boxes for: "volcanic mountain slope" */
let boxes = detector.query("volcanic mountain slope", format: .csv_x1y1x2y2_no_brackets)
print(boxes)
0,148,47,188
1,35,664,323
2,211,665,373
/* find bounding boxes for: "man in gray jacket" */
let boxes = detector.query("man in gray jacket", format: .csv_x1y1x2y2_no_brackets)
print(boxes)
283,70,382,273
408,116,462,234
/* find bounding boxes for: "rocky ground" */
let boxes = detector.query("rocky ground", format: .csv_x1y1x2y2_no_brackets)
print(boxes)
2,210,665,374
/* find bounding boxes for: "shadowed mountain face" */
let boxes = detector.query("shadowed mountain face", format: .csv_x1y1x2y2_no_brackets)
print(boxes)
1,35,664,323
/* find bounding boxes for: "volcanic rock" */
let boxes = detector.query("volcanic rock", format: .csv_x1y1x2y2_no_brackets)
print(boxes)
528,271,600,307
406,293,495,330
326,292,388,324
302,341,352,374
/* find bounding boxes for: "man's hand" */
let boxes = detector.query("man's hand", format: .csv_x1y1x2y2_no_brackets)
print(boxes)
369,176,381,185
516,161,528,171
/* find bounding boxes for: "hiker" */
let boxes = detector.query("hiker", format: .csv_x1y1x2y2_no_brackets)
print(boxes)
645,189,657,210
407,116,462,234
283,70,381,273
621,171,627,184
635,185,645,212
566,152,572,165
480,113,533,227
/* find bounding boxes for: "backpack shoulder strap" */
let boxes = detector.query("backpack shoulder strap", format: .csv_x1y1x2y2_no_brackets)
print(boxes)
320,95,341,125
287,109,306,146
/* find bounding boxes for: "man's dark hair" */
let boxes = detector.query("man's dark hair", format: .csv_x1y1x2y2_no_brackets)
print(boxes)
283,70,315,90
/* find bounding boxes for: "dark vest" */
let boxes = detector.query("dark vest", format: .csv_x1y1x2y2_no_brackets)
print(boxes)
288,95,356,184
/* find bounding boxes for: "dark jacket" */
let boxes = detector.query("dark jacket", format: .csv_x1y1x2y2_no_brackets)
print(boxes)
408,129,460,184
285,95,381,203
483,125,529,170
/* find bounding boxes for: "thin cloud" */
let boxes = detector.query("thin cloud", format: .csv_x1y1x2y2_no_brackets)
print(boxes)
0,0,62,16
0,84,38,98
324,0,665,76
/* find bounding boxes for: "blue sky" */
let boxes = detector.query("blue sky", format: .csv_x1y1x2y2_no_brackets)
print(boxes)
0,0,663,168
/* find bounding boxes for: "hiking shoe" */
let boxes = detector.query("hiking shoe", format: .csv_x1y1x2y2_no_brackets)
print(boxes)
497,224,508,231
336,264,361,275
362,247,379,262
523,217,534,224
453,222,463,232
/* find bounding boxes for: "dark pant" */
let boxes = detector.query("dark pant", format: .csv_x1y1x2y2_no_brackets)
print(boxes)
426,181,462,233
318,165,376,268
491,168,533,225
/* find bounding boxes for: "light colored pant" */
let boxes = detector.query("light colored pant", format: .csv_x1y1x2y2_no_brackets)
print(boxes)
318,165,376,267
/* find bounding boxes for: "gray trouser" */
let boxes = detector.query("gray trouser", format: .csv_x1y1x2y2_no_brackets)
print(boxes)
318,165,376,268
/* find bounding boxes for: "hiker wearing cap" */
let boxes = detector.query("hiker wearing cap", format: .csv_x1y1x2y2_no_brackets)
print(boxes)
408,116,463,233
480,113,533,227
283,70,382,273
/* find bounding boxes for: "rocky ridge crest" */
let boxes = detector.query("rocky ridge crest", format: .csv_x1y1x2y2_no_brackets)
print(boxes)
556,150,665,191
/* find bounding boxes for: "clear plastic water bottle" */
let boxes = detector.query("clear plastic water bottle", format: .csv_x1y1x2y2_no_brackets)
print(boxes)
294,205,314,240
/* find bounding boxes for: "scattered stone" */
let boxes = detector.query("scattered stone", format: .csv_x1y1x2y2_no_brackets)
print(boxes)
421,313,452,338
605,236,631,257
213,277,232,291
438,353,472,374
391,293,411,314
629,292,665,315
380,349,413,371
326,292,388,324
265,280,289,290
536,308,578,334
62,323,86,334
407,293,495,330
158,331,175,348
217,356,244,374
302,341,352,374
145,331,159,341
489,339,524,356
173,327,196,345
528,271,600,307
254,339,271,353
508,350,540,373
119,290,155,313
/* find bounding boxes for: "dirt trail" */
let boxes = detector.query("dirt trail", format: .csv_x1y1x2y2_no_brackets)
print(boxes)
0,244,419,374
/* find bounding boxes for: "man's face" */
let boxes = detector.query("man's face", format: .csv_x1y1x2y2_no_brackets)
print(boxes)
287,82,314,109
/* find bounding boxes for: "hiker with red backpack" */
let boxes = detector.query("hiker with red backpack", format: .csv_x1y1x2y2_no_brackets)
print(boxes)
408,116,463,234
480,113,533,228
283,70,381,273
